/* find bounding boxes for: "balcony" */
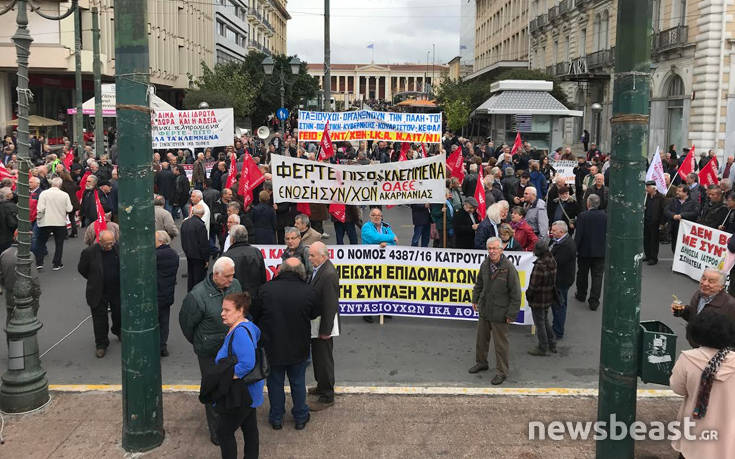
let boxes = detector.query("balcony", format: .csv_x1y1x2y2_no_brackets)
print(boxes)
653,25,689,53
576,0,590,9
548,6,558,22
537,13,547,28
529,17,538,33
587,48,614,70
555,61,569,76
545,65,554,76
559,0,572,15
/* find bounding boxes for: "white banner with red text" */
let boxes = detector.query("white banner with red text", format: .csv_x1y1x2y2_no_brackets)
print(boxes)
672,220,731,282
255,245,535,325
297,110,443,143
151,108,234,150
550,160,576,185
270,154,446,205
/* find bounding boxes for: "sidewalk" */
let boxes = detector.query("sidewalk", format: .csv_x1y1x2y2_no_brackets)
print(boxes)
1,390,681,458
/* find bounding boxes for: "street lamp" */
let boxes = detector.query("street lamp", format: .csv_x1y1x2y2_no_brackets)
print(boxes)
0,0,79,413
591,102,603,146
262,55,302,110
198,101,210,109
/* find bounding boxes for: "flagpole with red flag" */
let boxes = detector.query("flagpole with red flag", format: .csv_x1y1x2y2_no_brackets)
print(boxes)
318,121,335,161
698,156,720,187
93,189,107,242
510,132,523,156
474,167,486,221
675,145,696,181
225,153,238,189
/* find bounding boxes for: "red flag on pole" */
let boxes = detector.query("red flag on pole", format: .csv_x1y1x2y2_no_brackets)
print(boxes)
63,152,74,170
93,189,107,243
698,156,720,187
510,132,523,156
296,202,311,216
238,153,266,207
677,145,696,181
399,142,410,162
420,143,428,158
318,121,335,161
474,167,486,221
0,163,16,191
446,149,465,183
329,203,346,223
225,153,238,189
76,171,91,202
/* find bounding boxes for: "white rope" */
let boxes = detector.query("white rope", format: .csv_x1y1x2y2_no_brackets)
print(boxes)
39,314,92,358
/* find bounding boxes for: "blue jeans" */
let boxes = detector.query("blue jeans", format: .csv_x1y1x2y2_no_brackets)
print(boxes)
171,203,189,220
30,222,47,261
411,224,431,247
552,285,569,338
334,221,357,245
266,359,309,425
209,233,219,258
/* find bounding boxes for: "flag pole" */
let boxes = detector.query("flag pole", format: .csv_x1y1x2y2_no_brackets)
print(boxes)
442,207,447,248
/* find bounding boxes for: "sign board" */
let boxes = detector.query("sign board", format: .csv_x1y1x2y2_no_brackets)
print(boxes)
297,109,443,143
151,108,234,150
276,107,289,121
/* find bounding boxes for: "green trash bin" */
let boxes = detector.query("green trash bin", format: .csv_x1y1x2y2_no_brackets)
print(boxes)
638,321,677,385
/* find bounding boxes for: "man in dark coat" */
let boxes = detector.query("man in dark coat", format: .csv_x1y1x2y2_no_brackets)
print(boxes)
0,190,18,253
307,242,340,411
462,163,479,198
181,204,210,291
501,167,519,203
643,181,666,265
550,221,577,339
209,161,226,191
155,230,179,357
453,197,480,250
574,194,607,311
251,258,319,430
155,162,176,211
223,224,266,300
698,185,729,229
664,185,701,253
410,203,432,247
672,268,735,346
173,165,191,219
77,230,120,358
573,157,589,198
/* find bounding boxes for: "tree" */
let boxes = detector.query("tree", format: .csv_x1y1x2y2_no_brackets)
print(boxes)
183,62,259,121
444,96,472,133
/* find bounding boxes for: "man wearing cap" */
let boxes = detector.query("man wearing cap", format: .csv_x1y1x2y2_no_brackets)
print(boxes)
512,172,531,206
453,197,480,249
644,180,665,265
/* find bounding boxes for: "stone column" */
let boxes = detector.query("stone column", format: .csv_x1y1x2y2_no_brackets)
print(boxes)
386,75,392,101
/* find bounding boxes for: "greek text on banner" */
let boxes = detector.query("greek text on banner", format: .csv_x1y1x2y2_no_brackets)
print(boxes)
270,154,447,205
672,220,730,282
151,108,234,150
297,110,443,144
255,245,536,325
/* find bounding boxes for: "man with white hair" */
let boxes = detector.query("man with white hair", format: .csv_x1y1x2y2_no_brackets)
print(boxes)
180,255,242,444
181,204,210,291
672,268,735,345
155,230,179,356
221,213,240,253
189,189,210,238
36,176,73,270
523,186,549,241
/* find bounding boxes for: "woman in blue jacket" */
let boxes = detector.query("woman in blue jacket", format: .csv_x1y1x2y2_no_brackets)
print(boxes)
215,292,265,459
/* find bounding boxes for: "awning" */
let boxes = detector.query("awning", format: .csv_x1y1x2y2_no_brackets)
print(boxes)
7,115,63,127
472,90,583,117
67,84,176,117
396,99,438,108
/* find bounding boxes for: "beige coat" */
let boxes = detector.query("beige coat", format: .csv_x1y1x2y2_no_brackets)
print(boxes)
154,206,179,239
300,227,322,246
670,347,735,458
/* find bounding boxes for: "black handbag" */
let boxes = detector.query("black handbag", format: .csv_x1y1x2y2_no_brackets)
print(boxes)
240,324,270,384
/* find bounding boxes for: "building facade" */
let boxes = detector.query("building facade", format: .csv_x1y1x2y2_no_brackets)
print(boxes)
215,0,250,64
460,0,476,69
530,0,735,159
0,0,214,134
306,64,449,107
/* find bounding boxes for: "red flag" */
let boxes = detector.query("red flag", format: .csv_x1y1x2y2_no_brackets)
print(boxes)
0,163,16,191
420,143,428,158
698,156,720,187
474,168,486,221
329,203,346,223
77,171,91,202
63,152,74,170
225,153,238,189
318,121,335,161
510,132,523,156
677,145,696,181
238,153,266,207
296,202,311,216
93,189,107,243
446,149,465,183
399,143,410,161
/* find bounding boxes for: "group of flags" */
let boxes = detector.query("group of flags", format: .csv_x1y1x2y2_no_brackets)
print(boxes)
647,144,720,195
225,150,266,208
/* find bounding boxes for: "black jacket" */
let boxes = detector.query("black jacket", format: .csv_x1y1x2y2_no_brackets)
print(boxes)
80,188,111,225
474,217,498,250
551,234,577,287
462,173,478,198
174,174,191,207
0,200,18,248
210,168,224,191
252,203,277,244
224,241,267,299
309,259,340,336
574,209,607,258
698,201,729,229
547,196,580,232
156,244,179,306
410,204,431,226
664,197,700,238
78,244,120,307
181,216,209,261
644,191,665,225
156,168,176,202
251,271,319,366
453,208,478,250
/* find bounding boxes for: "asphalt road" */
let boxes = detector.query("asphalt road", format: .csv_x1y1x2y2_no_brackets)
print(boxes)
0,206,697,388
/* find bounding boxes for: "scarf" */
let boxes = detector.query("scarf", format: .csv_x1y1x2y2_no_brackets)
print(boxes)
693,348,731,419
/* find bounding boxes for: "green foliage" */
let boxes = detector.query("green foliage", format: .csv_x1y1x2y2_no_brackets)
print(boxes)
444,97,472,132
183,62,259,120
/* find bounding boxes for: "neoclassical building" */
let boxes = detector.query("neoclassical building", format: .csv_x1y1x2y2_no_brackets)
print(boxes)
306,63,448,106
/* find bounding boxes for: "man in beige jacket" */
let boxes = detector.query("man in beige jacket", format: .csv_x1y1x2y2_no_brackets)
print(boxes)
154,194,178,240
36,176,73,270
294,213,322,246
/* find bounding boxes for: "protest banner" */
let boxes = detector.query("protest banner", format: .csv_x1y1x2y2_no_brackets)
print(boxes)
270,154,446,205
550,160,577,185
297,109,443,144
151,108,234,150
181,162,215,183
255,245,535,325
672,220,731,282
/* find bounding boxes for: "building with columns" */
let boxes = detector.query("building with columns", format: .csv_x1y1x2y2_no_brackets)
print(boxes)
306,63,448,107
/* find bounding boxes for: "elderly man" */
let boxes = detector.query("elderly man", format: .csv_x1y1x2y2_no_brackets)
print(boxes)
224,224,266,299
78,230,120,358
550,221,576,339
36,176,73,270
282,226,313,275
0,230,40,325
0,187,17,253
453,197,480,250
644,180,665,265
307,241,340,411
212,187,234,249
469,237,521,385
154,194,178,240
155,230,179,357
181,204,210,291
361,208,398,248
294,213,322,246
252,257,319,431
665,185,700,253
179,256,241,445
523,186,549,242
583,173,608,211
672,268,735,346
698,185,728,229
574,194,607,311
190,189,210,238
221,213,240,253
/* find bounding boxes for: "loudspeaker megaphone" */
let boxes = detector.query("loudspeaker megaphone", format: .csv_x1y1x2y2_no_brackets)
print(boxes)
257,126,270,139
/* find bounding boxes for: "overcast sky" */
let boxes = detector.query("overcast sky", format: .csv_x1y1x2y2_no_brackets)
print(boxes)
286,0,461,65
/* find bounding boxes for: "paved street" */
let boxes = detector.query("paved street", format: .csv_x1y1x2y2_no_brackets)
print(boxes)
0,206,696,388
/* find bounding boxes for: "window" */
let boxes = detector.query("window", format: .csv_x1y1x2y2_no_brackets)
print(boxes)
679,0,687,26
666,74,685,155
579,28,586,56
593,14,600,51
217,21,226,37
652,0,660,31
601,10,609,50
